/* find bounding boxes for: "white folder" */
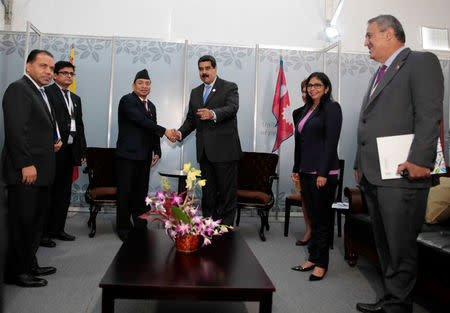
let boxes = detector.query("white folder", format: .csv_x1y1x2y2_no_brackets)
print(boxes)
376,134,446,180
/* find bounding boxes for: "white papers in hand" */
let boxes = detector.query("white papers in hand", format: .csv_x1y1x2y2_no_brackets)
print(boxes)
332,202,349,209
376,134,414,180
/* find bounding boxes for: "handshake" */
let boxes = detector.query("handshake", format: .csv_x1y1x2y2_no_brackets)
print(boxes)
165,129,181,143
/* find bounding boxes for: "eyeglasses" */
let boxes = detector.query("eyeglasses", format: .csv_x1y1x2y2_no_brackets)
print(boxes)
306,83,324,89
58,71,76,77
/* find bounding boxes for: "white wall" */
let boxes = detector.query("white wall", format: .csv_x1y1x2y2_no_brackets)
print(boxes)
339,0,450,58
2,0,325,48
2,0,450,57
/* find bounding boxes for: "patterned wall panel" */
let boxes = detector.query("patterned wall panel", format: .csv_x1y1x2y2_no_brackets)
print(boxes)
1,30,449,211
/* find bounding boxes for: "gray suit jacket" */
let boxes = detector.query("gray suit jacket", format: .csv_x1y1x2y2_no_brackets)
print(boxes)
354,48,443,188
179,77,242,163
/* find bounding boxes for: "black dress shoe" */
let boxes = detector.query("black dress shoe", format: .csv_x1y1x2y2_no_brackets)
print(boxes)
14,274,48,287
356,299,384,313
309,269,327,281
40,237,56,248
31,265,57,276
291,264,315,272
295,239,310,246
52,231,75,241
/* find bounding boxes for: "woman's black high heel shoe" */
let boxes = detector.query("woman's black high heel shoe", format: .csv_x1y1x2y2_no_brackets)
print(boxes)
291,264,315,272
309,269,327,281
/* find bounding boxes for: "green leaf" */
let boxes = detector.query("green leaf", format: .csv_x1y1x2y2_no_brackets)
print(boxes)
171,206,191,224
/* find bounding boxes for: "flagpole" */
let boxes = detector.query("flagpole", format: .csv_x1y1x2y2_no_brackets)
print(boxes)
273,55,283,220
106,37,116,148
252,44,259,152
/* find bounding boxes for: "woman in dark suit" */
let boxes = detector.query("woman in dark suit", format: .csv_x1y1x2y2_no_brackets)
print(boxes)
291,79,311,246
290,72,342,281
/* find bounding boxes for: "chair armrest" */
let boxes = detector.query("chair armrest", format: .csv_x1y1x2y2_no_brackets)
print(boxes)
83,168,94,181
344,186,366,215
268,175,279,188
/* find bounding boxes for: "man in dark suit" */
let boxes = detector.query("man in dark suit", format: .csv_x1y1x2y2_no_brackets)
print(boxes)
115,69,173,241
42,61,87,246
0,149,6,311
2,49,62,287
175,55,242,226
354,15,443,313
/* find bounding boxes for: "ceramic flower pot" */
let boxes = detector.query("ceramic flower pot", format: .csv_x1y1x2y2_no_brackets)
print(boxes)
175,234,200,253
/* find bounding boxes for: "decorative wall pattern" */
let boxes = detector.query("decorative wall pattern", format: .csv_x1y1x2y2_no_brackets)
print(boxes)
189,45,253,70
259,49,322,72
115,40,183,64
0,33,31,57
43,36,112,62
1,31,449,211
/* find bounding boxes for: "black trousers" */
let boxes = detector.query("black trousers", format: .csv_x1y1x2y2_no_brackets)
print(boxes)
360,176,428,313
6,184,50,276
199,157,237,226
115,157,149,234
45,145,74,236
300,173,337,269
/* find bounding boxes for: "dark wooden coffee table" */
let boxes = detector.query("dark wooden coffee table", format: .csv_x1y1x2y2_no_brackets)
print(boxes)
100,230,275,313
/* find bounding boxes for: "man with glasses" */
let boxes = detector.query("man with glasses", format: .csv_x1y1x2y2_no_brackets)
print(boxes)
354,15,443,313
43,61,87,246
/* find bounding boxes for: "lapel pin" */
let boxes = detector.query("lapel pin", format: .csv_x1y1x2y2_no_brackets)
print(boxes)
212,89,216,93
396,65,400,70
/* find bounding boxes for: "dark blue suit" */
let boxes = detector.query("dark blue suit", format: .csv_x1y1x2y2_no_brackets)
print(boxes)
178,77,242,225
115,92,165,237
293,100,342,269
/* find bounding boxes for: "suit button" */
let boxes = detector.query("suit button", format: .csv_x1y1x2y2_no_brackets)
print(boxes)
362,119,366,124
361,141,366,146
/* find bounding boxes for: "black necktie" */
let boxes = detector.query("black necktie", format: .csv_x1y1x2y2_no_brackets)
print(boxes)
64,90,76,137
143,100,151,116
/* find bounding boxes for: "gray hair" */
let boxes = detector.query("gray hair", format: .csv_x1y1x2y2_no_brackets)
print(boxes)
368,15,405,43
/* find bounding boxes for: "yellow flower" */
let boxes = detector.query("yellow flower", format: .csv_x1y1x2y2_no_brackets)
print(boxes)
186,171,197,190
161,177,171,190
185,177,193,190
187,171,197,182
197,179,206,187
191,168,201,177
183,163,191,173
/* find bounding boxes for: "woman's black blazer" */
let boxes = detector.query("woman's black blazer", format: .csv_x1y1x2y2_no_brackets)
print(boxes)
292,100,342,177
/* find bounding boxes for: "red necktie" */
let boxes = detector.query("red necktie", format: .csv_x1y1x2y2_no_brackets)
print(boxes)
143,100,151,116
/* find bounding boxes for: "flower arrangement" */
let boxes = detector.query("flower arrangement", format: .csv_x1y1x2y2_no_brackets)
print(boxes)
140,163,231,247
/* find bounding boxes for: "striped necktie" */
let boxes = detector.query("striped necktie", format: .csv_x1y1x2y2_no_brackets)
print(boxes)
203,85,211,103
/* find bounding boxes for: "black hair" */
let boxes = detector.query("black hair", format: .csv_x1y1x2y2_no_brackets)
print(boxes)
198,55,216,68
54,61,75,74
26,49,53,63
304,72,333,111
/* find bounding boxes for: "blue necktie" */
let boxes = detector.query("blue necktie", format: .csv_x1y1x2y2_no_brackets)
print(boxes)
203,85,211,104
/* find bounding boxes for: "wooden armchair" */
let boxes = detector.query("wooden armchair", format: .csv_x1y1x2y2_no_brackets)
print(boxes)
84,147,117,238
236,152,279,241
